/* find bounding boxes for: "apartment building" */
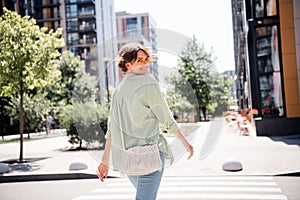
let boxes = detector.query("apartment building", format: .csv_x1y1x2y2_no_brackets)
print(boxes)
63,0,118,101
116,11,159,80
1,0,118,101
1,0,30,16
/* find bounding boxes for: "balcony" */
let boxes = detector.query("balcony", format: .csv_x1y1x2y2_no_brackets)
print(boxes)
79,24,96,32
66,26,79,32
79,10,95,17
35,1,60,8
67,40,79,46
79,37,96,45
65,0,95,4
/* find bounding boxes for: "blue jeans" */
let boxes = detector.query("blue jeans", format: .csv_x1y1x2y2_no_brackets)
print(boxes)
127,152,165,200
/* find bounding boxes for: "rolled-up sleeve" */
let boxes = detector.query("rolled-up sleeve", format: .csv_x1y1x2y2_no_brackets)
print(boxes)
144,82,179,134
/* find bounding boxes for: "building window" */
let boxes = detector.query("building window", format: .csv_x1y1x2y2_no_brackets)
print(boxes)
126,17,138,37
68,47,79,56
255,0,277,18
66,5,77,17
255,25,283,117
67,33,79,45
78,6,94,16
67,18,78,32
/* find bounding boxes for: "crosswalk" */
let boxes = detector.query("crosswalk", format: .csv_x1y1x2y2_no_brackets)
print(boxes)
72,176,288,200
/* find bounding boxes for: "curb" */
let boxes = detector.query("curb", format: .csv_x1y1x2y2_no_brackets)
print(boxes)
2,171,300,183
0,173,118,183
275,171,300,177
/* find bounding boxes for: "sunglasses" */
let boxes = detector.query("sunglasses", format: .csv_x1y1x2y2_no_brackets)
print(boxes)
135,57,152,65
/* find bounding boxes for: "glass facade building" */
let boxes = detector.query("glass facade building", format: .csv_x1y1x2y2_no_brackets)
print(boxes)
1,0,31,16
34,0,61,30
65,0,97,59
232,0,300,135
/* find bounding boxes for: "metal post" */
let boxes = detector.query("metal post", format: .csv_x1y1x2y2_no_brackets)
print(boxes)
105,61,110,103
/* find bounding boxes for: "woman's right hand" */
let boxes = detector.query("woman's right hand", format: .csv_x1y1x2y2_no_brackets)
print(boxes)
186,144,194,160
97,163,109,182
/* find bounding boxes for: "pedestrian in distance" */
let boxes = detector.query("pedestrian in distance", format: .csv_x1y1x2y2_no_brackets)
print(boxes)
97,42,194,200
46,114,54,135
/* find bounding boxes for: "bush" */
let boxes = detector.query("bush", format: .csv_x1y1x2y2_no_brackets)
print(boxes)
5,94,52,133
59,102,108,148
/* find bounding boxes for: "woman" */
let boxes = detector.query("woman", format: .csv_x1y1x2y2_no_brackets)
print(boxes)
97,42,193,200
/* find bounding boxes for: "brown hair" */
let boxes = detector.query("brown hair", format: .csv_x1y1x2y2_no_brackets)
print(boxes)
117,42,151,72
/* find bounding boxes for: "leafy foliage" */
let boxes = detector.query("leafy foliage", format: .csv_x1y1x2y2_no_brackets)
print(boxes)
44,51,82,104
164,74,194,120
0,8,64,160
53,51,105,146
59,102,108,147
164,87,193,114
166,36,233,119
0,8,64,96
5,94,52,132
72,63,98,103
175,36,215,120
207,73,232,116
45,50,98,105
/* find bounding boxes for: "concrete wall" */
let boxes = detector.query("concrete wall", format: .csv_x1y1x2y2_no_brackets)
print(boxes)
279,0,300,117
293,0,300,108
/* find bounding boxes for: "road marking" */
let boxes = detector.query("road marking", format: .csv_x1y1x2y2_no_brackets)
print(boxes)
73,194,287,200
72,176,288,200
92,186,281,193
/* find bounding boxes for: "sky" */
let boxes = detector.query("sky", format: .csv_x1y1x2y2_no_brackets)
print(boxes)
113,0,235,73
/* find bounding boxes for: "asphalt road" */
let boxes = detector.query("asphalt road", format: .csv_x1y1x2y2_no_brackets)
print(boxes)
1,175,299,200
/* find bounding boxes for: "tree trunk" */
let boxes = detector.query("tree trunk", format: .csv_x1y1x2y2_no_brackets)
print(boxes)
196,108,201,122
202,106,207,121
79,139,83,149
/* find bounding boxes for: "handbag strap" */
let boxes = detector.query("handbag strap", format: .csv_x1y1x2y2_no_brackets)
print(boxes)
117,102,125,151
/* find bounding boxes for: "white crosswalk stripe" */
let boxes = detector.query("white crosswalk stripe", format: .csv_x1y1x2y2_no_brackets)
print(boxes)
72,176,288,200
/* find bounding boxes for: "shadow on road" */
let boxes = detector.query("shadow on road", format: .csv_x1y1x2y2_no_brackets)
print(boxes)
269,134,300,146
1,157,50,173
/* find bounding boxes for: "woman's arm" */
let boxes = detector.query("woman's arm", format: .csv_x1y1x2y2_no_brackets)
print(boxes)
173,130,194,159
143,78,194,159
97,138,112,182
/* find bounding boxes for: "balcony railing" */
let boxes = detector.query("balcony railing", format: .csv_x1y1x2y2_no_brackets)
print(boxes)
79,24,95,32
66,26,79,32
67,40,79,45
65,0,95,4
79,10,95,16
79,38,96,44
35,0,60,7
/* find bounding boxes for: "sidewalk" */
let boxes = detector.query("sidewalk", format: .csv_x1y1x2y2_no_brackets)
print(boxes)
1,120,300,182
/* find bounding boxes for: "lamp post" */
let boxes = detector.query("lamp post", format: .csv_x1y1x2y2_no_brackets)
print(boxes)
102,57,111,103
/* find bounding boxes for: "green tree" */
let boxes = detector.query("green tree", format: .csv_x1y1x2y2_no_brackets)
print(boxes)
60,64,102,147
59,102,108,149
208,73,232,116
44,51,82,105
164,80,194,121
72,63,98,103
177,36,215,121
0,8,64,161
55,51,104,147
44,50,98,105
6,94,52,134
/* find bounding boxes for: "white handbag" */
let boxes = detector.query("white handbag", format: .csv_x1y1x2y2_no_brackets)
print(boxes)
117,106,162,176
120,143,162,176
